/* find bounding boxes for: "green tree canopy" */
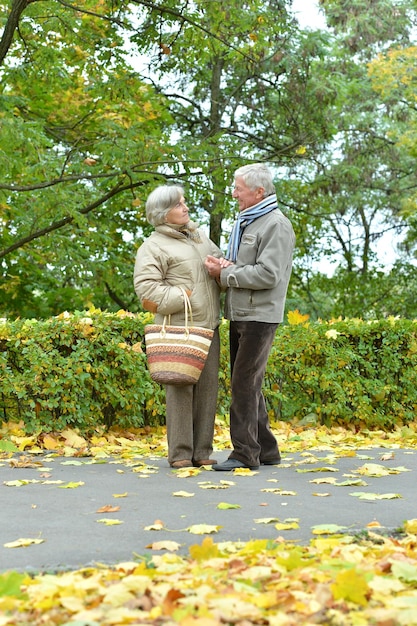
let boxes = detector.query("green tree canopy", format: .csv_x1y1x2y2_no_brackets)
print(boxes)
1,0,416,320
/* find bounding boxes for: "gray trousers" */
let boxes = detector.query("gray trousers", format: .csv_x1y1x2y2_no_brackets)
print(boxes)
228,321,280,467
165,327,220,464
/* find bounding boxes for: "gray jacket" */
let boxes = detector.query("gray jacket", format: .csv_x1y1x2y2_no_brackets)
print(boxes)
134,223,221,330
220,209,295,323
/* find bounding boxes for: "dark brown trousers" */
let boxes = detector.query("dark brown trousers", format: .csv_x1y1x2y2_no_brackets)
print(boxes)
228,321,280,467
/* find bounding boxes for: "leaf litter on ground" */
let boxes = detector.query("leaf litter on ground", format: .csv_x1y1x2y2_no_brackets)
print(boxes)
2,420,417,624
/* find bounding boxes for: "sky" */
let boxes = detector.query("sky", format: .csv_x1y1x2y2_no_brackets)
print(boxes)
291,0,327,29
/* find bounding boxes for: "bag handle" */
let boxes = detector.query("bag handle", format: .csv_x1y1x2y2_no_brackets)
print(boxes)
161,287,193,336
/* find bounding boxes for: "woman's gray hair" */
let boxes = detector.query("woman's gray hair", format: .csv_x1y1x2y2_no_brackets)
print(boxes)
145,184,184,226
234,163,275,198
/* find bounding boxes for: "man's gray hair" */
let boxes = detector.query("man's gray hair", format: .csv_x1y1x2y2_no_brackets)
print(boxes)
234,163,275,197
145,184,184,226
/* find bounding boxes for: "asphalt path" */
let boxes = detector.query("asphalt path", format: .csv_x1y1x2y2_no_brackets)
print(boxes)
1,447,416,573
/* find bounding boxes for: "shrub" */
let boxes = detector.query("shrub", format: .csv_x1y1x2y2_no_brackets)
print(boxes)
0,309,165,433
267,315,417,430
1,310,416,433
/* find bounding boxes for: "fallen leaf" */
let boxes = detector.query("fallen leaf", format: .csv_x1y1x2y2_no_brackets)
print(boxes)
331,567,369,606
172,491,195,497
380,452,395,461
174,467,200,477
58,481,85,489
187,524,222,535
4,537,45,548
349,492,402,500
354,463,391,477
275,521,299,530
96,518,123,525
9,456,43,468
189,537,220,561
3,479,38,487
146,541,181,551
404,519,417,534
335,479,368,486
311,524,348,535
144,520,165,531
297,467,339,473
96,505,120,513
198,482,230,490
391,561,417,583
217,502,241,510
260,488,297,495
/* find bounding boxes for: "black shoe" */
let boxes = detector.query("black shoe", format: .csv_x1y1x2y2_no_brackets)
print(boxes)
261,458,281,465
213,458,259,471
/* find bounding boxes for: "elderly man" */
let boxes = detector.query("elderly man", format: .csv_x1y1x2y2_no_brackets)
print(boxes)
205,163,295,470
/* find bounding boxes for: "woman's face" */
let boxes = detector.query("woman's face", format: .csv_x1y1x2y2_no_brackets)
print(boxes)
165,196,189,225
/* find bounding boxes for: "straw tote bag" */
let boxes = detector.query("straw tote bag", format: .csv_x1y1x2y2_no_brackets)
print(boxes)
144,288,214,385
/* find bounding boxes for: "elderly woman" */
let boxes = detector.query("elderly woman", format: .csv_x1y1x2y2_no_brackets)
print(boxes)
133,184,221,469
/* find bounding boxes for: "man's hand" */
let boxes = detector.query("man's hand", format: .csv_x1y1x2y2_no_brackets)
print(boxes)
204,255,233,279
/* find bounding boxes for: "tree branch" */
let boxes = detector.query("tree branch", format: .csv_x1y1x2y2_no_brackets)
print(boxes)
0,0,36,66
0,178,143,259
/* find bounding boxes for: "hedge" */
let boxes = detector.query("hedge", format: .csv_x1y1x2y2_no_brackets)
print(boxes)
1,310,416,433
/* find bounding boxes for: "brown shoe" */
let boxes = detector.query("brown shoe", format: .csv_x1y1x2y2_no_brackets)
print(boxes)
193,459,218,467
170,460,193,469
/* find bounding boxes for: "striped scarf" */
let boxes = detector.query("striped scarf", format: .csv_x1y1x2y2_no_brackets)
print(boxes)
225,194,278,262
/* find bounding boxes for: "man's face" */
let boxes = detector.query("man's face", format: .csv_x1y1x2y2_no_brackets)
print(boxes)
232,176,265,212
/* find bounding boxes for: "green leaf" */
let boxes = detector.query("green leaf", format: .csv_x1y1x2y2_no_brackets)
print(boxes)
0,572,28,598
217,502,241,510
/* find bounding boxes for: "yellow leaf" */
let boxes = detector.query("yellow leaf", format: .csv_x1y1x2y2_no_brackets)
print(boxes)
180,617,219,626
12,436,37,451
198,482,230,490
113,492,128,498
61,429,88,449
354,463,390,477
275,521,299,530
349,491,402,500
189,537,219,561
233,467,257,475
287,309,310,325
330,568,369,606
4,479,37,487
174,467,200,477
187,524,222,535
96,518,123,525
311,524,348,535
404,518,417,534
172,491,195,497
58,481,85,489
146,541,181,551
4,537,44,548
217,502,241,509
297,467,339,473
